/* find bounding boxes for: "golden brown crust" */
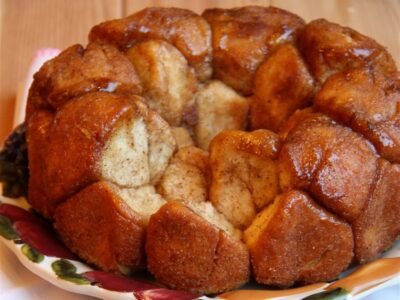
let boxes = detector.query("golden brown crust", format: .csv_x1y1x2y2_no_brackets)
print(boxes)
368,115,400,164
26,110,54,218
278,107,316,140
145,201,250,294
244,190,353,287
250,44,315,131
203,6,305,94
279,112,378,221
27,92,138,218
54,181,144,272
89,7,212,81
352,159,400,263
298,19,397,84
26,43,142,120
315,68,400,163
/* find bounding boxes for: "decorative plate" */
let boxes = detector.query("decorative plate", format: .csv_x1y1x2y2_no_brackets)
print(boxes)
0,191,399,300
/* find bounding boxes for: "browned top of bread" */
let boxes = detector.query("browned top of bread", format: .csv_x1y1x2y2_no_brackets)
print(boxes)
315,68,400,163
203,6,305,94
279,111,378,221
298,19,397,84
89,7,212,81
26,43,142,119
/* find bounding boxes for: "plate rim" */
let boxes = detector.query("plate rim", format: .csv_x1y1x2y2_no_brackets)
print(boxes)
0,193,399,300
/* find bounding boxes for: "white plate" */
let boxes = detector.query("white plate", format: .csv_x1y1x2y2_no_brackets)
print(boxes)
0,194,399,300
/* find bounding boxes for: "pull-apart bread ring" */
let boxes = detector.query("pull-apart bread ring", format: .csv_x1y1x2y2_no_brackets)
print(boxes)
24,5,400,295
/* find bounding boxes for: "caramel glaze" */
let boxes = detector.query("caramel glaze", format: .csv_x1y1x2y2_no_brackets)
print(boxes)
89,7,212,82
203,6,305,95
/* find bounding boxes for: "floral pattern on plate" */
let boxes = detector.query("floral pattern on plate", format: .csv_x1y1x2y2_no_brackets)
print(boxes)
0,195,399,300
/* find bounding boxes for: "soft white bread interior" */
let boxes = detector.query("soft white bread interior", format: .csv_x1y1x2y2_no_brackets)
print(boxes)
126,40,197,126
112,184,167,226
209,130,280,229
157,146,241,240
157,146,209,204
194,80,249,150
171,126,194,148
99,99,176,188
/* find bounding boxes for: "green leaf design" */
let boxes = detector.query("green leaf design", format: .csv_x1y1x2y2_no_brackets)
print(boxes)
302,287,349,300
51,259,90,285
0,215,18,240
21,244,44,263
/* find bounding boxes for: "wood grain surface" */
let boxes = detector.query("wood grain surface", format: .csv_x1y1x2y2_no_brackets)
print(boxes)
0,0,122,142
0,0,399,142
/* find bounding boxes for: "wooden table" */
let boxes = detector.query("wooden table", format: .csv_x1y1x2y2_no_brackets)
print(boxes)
1,0,399,142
